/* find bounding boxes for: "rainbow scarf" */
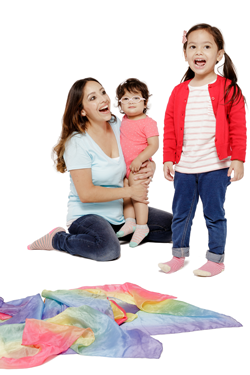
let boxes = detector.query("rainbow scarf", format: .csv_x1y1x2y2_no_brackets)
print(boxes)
0,283,241,369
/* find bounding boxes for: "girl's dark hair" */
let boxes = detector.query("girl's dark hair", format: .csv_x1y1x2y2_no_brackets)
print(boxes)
116,78,152,114
53,77,116,173
182,23,244,105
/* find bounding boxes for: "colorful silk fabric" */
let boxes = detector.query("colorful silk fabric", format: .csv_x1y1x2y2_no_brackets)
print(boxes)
0,283,241,369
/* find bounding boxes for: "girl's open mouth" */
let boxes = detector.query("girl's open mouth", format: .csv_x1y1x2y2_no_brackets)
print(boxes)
194,59,206,67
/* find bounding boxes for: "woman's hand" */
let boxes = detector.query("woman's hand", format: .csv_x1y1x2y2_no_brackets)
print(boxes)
133,160,155,185
130,182,149,204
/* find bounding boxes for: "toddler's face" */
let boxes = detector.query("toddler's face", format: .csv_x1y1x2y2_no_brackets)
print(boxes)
120,90,146,119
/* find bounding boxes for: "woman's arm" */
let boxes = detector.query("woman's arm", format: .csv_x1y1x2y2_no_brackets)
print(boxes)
70,168,149,204
129,136,159,173
133,160,156,183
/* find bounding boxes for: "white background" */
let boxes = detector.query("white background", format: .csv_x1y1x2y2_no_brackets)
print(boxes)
0,0,249,373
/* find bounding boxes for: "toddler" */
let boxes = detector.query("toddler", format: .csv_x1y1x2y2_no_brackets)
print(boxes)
116,78,159,247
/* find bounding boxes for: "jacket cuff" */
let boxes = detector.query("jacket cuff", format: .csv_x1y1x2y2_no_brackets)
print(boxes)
163,152,175,164
231,149,246,163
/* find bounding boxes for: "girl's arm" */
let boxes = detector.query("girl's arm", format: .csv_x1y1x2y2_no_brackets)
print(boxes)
227,90,246,182
163,87,177,164
228,90,246,162
163,161,175,181
228,160,244,182
130,136,159,173
162,89,177,181
70,168,149,204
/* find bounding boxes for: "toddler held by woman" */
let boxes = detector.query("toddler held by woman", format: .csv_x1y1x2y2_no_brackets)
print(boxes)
116,79,159,247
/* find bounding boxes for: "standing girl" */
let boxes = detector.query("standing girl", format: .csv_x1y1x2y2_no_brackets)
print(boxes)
115,79,159,247
159,24,246,276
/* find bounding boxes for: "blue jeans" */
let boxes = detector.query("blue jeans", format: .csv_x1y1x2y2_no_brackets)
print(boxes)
52,207,172,261
172,169,231,263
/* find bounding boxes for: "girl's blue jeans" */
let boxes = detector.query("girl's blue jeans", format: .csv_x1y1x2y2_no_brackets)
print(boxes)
52,207,172,261
172,168,231,263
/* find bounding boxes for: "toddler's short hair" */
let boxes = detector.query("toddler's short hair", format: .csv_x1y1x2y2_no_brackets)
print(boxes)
116,78,151,114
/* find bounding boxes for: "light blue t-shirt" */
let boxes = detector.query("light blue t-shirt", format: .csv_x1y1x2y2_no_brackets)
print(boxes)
63,117,126,225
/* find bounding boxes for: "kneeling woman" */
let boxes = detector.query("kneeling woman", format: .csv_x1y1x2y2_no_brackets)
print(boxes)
28,78,172,261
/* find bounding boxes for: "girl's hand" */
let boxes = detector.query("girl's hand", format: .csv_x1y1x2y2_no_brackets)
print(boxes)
133,161,155,185
130,157,142,173
228,160,244,182
163,162,174,181
130,182,149,204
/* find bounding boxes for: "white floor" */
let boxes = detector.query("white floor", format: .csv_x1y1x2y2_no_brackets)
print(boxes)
1,179,249,374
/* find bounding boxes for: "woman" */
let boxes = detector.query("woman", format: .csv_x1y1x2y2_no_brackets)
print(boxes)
28,78,172,261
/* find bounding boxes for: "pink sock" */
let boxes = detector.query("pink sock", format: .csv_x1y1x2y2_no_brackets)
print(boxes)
193,260,225,277
129,224,149,247
116,218,136,238
158,256,185,274
27,227,66,250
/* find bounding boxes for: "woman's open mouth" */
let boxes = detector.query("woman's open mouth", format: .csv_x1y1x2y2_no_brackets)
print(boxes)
194,59,206,68
99,105,110,113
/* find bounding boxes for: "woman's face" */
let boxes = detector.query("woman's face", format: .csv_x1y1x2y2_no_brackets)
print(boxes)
81,81,111,124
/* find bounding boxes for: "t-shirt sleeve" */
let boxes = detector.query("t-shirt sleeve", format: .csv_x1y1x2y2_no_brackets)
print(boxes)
144,118,159,139
63,134,92,171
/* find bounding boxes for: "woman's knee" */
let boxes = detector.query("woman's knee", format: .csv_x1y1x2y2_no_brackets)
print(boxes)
95,237,121,261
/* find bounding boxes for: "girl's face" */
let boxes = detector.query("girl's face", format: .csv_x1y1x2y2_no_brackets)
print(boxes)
81,81,111,124
120,90,146,119
184,29,224,78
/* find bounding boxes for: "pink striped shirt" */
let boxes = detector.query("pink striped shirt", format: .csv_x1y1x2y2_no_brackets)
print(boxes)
175,82,231,174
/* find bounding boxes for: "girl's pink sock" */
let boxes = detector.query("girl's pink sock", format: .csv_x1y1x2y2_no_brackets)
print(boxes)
27,227,66,250
193,260,225,277
158,256,185,274
116,218,136,238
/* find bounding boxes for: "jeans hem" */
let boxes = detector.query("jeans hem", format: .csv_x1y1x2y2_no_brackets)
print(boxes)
172,247,189,257
206,250,225,263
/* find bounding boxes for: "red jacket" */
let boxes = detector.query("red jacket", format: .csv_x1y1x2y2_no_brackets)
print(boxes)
163,75,247,164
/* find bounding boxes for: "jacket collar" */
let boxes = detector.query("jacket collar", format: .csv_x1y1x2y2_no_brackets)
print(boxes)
184,74,224,89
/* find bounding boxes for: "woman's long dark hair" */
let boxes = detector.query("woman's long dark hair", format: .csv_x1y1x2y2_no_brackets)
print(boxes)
53,78,116,173
181,23,244,105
